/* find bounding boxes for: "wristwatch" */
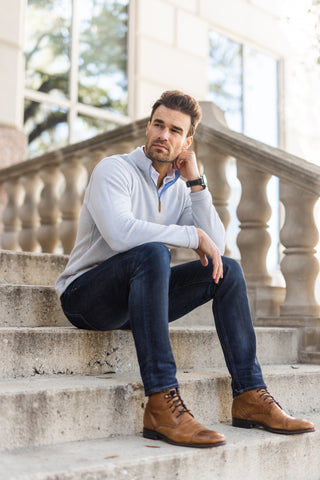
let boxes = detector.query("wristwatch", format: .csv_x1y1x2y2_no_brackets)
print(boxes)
186,175,207,189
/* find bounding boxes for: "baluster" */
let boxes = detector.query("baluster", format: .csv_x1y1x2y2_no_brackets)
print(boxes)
236,162,272,287
280,181,319,318
18,172,42,252
82,141,138,179
196,142,231,256
1,178,24,250
104,140,138,157
197,102,233,256
37,164,63,253
81,150,105,179
59,158,87,254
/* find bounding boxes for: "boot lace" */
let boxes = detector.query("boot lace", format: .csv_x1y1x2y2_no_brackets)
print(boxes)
164,388,193,418
256,388,282,409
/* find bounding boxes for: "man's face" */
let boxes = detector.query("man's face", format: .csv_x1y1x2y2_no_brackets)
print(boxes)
144,105,193,165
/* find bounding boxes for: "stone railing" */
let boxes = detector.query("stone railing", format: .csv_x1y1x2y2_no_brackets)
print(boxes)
0,120,147,254
0,102,319,359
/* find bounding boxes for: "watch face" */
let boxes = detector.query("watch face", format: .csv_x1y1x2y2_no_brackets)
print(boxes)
202,174,208,187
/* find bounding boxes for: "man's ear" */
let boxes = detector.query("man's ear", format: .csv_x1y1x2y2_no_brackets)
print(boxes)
146,121,150,136
183,136,193,150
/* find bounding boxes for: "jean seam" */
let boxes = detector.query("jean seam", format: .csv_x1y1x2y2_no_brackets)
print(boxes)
213,305,242,393
145,382,180,396
233,382,268,398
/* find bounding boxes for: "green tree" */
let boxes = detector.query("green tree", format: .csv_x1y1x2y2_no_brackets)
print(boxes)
24,0,129,152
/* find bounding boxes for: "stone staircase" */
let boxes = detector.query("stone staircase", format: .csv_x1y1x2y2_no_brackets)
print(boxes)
0,250,319,480
0,102,319,478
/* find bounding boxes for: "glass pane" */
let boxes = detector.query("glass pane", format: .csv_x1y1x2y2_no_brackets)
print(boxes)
207,30,242,131
72,115,118,143
24,0,71,99
243,46,279,147
24,99,68,157
78,0,129,115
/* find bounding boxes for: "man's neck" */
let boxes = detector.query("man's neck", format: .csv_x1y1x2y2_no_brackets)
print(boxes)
142,146,174,189
152,161,171,189
153,159,178,189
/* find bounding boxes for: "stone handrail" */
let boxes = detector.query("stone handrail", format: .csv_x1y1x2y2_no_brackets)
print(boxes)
0,102,319,337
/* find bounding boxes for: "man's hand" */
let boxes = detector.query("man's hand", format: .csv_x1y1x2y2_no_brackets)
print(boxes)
174,150,200,181
196,228,223,284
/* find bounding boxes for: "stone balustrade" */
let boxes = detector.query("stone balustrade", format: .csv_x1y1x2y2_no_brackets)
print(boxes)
0,103,319,338
199,104,319,321
0,120,147,254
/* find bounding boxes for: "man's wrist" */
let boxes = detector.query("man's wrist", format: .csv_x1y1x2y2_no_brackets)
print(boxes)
186,175,207,189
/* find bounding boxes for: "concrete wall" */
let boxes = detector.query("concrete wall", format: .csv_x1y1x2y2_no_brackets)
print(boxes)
0,0,27,167
0,0,25,131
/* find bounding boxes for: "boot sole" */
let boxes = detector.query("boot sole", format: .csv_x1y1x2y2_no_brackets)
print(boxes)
232,417,315,435
143,428,226,448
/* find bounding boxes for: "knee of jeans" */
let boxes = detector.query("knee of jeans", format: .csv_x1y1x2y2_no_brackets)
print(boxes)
223,257,245,282
139,242,171,269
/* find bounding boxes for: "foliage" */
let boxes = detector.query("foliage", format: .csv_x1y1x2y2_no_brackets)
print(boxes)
24,0,129,150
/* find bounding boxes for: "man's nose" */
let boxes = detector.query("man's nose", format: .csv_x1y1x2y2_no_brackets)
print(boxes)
158,128,169,141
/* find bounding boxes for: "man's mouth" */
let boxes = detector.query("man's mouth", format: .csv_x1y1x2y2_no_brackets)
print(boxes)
152,143,168,151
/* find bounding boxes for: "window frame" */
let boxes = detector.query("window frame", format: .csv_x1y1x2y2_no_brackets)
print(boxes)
207,28,282,148
23,0,134,149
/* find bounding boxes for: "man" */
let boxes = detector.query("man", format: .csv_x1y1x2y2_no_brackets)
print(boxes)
56,90,315,448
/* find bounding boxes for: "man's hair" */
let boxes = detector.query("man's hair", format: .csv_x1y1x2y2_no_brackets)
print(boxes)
150,90,202,137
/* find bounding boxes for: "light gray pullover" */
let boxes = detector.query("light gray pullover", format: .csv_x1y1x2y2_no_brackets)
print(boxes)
55,147,225,295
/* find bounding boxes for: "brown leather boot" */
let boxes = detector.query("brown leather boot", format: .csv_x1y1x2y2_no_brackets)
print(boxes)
232,388,315,434
143,388,226,448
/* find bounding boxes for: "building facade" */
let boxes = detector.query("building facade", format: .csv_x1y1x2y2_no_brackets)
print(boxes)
1,0,319,165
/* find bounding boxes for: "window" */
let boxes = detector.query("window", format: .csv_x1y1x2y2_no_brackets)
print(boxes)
207,30,280,272
207,30,279,145
24,0,130,157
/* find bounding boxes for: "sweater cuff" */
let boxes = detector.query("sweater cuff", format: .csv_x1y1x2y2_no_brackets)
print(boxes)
188,225,199,249
190,187,212,203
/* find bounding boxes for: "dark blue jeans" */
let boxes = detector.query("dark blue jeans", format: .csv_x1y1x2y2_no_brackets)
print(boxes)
60,242,266,396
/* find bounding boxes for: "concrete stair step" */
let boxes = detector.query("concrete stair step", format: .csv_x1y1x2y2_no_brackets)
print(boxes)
0,250,68,286
0,326,299,378
0,282,216,327
0,285,68,327
0,414,319,480
0,365,319,449
0,283,227,328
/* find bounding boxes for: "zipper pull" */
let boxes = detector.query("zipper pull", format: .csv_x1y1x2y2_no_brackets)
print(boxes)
158,198,161,212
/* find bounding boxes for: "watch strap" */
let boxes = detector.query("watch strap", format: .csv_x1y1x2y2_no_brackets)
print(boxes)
186,176,206,188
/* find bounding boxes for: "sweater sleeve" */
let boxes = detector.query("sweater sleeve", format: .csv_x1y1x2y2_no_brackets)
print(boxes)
85,159,199,252
178,185,226,254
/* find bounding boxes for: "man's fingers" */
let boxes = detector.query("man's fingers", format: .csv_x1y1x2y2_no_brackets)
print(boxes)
196,228,223,283
211,255,223,284
212,258,219,282
196,249,208,267
202,254,209,267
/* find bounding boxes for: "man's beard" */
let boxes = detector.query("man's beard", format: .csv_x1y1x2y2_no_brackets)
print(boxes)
144,142,173,164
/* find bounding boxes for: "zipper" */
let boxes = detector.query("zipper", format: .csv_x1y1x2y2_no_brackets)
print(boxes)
149,165,180,213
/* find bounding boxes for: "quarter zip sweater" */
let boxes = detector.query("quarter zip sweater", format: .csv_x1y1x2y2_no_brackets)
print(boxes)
55,147,226,295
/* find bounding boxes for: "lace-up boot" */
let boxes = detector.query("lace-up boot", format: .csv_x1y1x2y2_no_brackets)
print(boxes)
143,388,226,447
232,388,315,434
